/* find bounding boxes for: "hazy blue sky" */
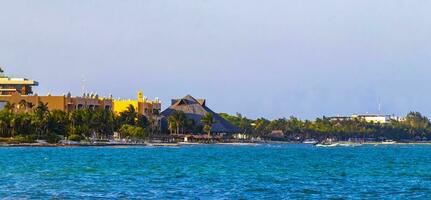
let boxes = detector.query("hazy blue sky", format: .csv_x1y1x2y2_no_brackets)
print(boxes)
1,0,431,119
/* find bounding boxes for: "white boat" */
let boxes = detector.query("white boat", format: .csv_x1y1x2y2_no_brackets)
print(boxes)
315,143,339,147
303,139,318,144
382,140,396,144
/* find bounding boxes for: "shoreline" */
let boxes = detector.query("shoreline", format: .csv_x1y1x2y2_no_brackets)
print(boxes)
2,141,431,147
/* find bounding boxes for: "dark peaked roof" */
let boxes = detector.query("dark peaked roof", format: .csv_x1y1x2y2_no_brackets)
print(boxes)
161,95,240,133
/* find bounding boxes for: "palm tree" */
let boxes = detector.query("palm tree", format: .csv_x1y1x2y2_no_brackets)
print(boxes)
168,111,186,134
119,105,138,126
18,100,27,112
201,113,215,137
148,109,160,136
34,102,49,139
167,116,177,135
26,102,34,111
35,102,49,117
4,102,15,113
0,120,8,137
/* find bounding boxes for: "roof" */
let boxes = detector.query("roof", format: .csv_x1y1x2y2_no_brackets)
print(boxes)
161,95,240,133
0,77,39,85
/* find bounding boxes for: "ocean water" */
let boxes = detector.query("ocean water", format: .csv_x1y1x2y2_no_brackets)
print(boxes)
0,144,431,199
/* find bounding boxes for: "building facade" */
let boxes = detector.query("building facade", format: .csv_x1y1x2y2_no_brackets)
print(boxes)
0,74,164,118
329,114,401,124
0,92,113,112
0,77,38,95
112,91,161,117
351,114,392,124
0,76,113,112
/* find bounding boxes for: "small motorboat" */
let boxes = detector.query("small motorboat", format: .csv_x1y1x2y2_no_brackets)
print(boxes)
303,139,318,144
382,140,396,144
315,143,339,147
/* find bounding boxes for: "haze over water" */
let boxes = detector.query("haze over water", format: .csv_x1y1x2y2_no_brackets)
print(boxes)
1,145,431,199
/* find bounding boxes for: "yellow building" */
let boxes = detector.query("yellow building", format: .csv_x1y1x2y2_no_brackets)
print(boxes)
113,91,161,117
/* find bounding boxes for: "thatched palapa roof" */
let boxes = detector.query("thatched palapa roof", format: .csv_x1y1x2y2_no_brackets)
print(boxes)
161,95,240,133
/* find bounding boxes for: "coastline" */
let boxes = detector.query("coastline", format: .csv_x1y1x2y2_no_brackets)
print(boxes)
2,141,431,147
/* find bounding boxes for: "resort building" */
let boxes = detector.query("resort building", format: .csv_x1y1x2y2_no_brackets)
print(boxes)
0,92,113,112
160,95,240,134
352,114,392,124
0,75,112,112
329,114,402,124
0,77,38,95
0,73,162,116
112,91,161,117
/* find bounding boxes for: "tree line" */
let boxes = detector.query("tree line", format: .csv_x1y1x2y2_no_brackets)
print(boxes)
0,101,156,143
2,99,431,143
220,112,431,141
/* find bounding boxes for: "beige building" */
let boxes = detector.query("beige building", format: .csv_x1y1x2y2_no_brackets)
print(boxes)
0,76,112,112
0,77,38,95
0,92,113,112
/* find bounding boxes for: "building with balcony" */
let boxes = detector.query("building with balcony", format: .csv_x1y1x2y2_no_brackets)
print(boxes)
0,92,113,112
0,75,112,112
0,77,39,95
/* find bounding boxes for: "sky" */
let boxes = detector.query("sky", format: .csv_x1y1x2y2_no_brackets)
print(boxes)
1,0,431,119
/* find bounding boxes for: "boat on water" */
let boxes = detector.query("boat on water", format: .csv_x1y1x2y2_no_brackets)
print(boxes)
303,139,318,144
382,140,396,144
315,143,339,147
315,138,340,147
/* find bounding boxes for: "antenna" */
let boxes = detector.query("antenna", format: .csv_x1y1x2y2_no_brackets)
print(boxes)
81,75,86,95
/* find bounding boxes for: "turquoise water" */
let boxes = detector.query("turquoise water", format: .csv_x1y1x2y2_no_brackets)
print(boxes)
1,144,431,199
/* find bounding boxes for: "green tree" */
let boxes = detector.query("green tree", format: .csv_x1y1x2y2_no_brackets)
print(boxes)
33,102,49,139
168,111,187,134
118,105,138,126
119,124,149,141
201,113,215,137
4,102,15,113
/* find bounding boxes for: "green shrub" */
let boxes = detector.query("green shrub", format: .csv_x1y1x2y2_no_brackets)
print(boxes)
12,135,36,143
119,124,150,139
68,134,84,142
45,133,61,144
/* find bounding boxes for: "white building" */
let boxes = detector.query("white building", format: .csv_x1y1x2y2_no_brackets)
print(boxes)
352,114,392,124
330,114,403,124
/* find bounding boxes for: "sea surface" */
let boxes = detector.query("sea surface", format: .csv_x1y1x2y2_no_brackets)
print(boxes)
0,144,431,199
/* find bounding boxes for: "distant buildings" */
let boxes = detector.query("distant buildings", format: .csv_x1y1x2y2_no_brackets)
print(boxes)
329,114,403,124
0,76,113,112
0,92,113,112
0,75,160,118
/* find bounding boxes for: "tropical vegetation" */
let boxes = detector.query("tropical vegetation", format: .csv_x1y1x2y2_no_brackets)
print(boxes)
2,98,431,143
0,102,154,143
220,112,431,142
